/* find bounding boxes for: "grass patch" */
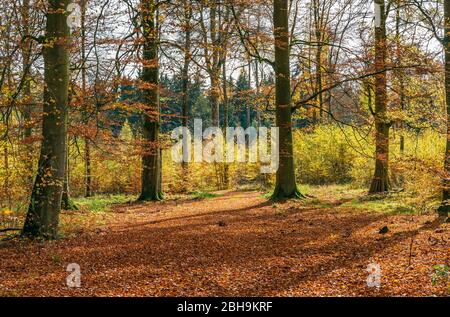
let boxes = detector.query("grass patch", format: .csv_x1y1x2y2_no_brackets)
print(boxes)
261,192,272,199
308,199,334,209
191,191,221,200
341,197,417,214
73,194,135,213
298,184,312,195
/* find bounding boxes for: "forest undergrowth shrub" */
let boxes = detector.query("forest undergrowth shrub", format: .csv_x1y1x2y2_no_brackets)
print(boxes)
390,129,444,212
294,125,357,185
0,122,446,215
293,125,444,211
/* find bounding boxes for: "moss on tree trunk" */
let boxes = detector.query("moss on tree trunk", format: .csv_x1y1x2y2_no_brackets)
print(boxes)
23,0,70,239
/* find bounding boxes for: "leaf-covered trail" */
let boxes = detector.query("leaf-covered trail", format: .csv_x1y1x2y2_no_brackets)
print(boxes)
0,191,448,296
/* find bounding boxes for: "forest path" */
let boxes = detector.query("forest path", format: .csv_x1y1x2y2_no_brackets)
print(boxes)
0,191,448,296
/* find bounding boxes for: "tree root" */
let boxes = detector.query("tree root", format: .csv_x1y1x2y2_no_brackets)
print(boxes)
270,186,305,201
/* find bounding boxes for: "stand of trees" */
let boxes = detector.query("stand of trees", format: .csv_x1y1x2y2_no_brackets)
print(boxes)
0,0,448,239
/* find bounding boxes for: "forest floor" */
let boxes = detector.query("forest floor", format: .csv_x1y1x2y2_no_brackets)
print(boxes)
0,186,448,297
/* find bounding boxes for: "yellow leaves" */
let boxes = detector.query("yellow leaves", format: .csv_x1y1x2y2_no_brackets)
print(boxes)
45,169,54,178
1,209,13,216
329,233,340,241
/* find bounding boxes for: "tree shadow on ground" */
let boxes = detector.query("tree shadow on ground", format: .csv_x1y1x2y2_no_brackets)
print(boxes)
0,192,446,296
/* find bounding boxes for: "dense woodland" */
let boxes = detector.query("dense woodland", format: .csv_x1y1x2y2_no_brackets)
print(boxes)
0,0,449,237
0,0,449,297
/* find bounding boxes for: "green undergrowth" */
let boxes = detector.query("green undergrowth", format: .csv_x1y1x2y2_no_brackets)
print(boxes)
262,184,438,215
73,194,135,213
190,191,222,200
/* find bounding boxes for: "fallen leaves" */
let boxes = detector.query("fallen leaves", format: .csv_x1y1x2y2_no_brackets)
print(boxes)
0,191,448,297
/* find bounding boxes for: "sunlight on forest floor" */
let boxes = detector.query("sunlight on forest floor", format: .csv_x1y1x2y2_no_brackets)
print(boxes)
0,185,448,297
0,184,441,238
302,185,441,215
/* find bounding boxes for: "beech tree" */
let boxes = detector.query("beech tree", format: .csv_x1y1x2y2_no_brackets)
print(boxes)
139,0,163,201
0,0,445,230
21,0,33,183
23,0,71,238
81,0,92,198
199,1,221,127
439,0,450,216
369,0,391,194
272,0,303,199
181,0,192,185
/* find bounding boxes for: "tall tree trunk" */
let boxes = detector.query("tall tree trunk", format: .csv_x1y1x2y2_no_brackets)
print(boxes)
314,0,324,122
4,144,10,209
312,0,330,122
210,74,220,126
369,0,391,194
23,0,70,239
254,36,267,189
218,4,230,189
21,0,33,187
4,16,12,209
81,0,92,198
438,0,450,217
247,61,251,129
181,0,191,191
396,2,405,157
255,60,261,127
222,50,229,188
210,4,220,127
272,0,303,200
139,0,163,201
255,11,262,128
308,2,317,123
84,136,91,197
61,134,77,210
395,1,405,187
315,44,323,121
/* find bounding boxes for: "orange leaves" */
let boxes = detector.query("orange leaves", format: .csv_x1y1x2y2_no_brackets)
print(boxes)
0,190,448,296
